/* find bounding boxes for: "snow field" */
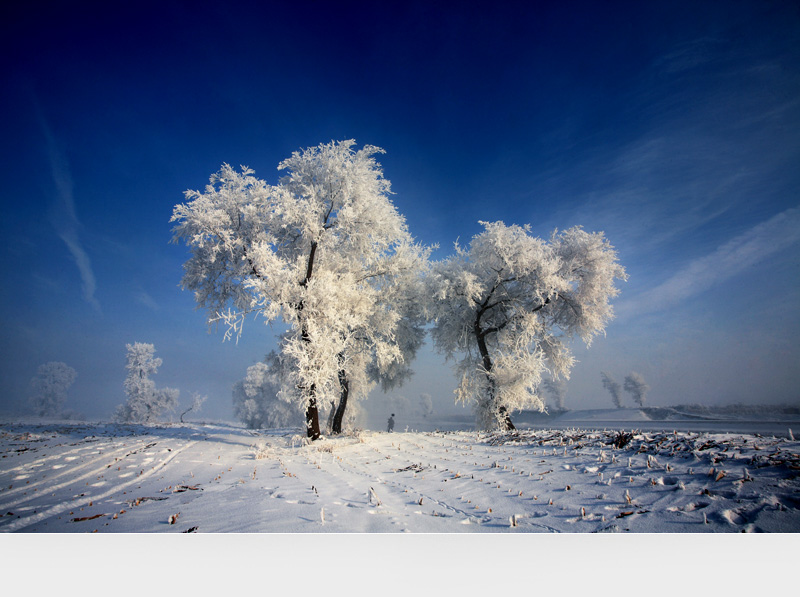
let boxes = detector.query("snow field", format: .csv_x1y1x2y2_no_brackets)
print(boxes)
1,422,799,533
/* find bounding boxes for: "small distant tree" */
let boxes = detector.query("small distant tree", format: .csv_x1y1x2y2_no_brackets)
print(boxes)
543,377,567,412
600,371,623,408
115,343,179,423
428,221,626,430
624,372,649,407
232,352,302,429
180,393,208,423
419,393,434,418
29,362,77,417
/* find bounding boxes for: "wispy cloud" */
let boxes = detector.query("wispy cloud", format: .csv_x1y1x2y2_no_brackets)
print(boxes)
536,33,800,261
38,114,101,312
135,290,159,311
617,206,800,319
651,37,726,74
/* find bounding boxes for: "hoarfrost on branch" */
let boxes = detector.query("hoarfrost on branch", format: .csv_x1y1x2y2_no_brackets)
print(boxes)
427,221,626,430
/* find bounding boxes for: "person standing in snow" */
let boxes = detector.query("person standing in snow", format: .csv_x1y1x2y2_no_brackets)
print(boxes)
387,413,395,433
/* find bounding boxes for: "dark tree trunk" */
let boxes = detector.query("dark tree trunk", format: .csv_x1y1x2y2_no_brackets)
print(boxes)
326,400,336,433
305,393,321,440
297,316,321,440
298,322,321,439
498,405,516,431
474,318,516,431
299,240,323,440
332,367,349,434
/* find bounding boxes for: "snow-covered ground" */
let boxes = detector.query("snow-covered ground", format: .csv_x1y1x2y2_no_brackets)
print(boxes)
1,417,798,533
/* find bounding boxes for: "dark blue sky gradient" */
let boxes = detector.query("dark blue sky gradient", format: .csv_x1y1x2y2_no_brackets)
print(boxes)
2,1,799,422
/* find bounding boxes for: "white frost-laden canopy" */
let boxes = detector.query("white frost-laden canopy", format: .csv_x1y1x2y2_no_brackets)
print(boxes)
115,342,179,424
171,140,430,436
428,221,627,430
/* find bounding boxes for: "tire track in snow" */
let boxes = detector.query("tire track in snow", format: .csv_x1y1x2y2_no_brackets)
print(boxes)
0,438,199,532
0,438,157,506
2,439,116,477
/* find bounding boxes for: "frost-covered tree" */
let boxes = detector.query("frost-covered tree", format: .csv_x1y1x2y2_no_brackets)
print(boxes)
428,221,626,430
172,140,429,440
115,343,179,423
600,371,623,408
543,377,567,412
624,372,649,407
28,362,77,417
180,393,208,423
419,393,434,418
232,352,301,429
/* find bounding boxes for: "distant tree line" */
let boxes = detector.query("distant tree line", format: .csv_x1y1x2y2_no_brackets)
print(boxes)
673,403,800,417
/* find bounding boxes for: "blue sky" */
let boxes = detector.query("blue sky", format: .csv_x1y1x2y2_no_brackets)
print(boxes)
1,0,799,422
